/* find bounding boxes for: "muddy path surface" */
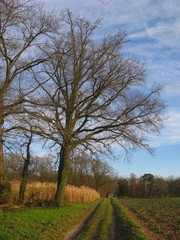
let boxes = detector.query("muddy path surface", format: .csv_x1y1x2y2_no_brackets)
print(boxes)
108,199,120,240
65,202,102,240
66,198,120,240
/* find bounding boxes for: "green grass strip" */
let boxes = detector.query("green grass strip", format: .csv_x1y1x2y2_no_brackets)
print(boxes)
76,198,112,240
112,198,148,240
0,200,101,240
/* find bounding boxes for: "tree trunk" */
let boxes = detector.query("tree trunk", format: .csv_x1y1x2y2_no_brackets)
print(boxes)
0,95,4,185
55,144,71,206
0,124,4,185
19,158,30,204
95,182,100,192
19,133,32,204
0,97,11,204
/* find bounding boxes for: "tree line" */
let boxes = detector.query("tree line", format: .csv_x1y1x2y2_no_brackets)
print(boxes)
0,0,165,205
117,173,180,198
5,152,180,199
5,151,117,198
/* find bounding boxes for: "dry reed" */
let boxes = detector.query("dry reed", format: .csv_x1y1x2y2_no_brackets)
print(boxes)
10,181,100,204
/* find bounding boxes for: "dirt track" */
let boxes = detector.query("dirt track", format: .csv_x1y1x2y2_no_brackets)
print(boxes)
66,199,119,240
65,198,161,240
65,202,101,240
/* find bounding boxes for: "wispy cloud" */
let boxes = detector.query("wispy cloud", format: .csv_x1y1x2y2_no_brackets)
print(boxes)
150,111,180,146
43,0,180,147
130,20,180,50
163,111,180,144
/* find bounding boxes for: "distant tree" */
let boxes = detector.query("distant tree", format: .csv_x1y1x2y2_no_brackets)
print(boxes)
70,152,91,186
117,174,180,198
89,158,115,192
167,176,180,197
24,10,165,206
28,154,57,182
173,177,180,197
8,115,41,204
69,152,116,196
117,178,129,197
5,153,23,180
139,173,155,197
129,173,137,198
153,177,168,198
100,175,118,197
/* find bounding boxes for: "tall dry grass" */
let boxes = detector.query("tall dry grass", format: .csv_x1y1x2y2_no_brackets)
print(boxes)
10,181,100,204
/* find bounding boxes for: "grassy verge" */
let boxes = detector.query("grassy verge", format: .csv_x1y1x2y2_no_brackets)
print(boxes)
112,198,148,240
76,198,112,240
0,200,101,240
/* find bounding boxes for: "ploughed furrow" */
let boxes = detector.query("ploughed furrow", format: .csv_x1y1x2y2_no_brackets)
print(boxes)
67,198,112,240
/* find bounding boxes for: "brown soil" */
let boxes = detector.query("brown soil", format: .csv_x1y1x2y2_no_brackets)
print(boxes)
121,204,164,240
110,199,166,240
109,199,120,240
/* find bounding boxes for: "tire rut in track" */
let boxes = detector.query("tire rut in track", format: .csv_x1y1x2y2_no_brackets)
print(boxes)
66,199,121,240
65,201,102,240
109,198,120,240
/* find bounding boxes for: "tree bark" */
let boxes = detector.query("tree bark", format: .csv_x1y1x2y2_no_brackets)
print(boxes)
0,94,5,185
0,123,4,186
19,158,29,204
0,96,11,204
19,134,32,204
55,144,71,206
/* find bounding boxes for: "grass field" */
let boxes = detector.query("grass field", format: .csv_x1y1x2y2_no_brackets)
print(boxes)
121,198,180,240
1,198,179,239
0,200,101,240
0,198,147,240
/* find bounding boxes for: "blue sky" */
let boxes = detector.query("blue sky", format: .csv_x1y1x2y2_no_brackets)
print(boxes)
44,0,180,178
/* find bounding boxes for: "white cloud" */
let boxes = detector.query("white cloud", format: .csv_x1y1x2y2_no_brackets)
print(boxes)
150,111,180,146
130,20,180,50
43,0,180,147
164,81,180,97
163,112,180,144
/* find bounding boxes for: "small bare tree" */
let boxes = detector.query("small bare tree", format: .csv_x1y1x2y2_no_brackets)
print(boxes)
25,11,165,206
70,152,91,187
0,0,59,199
90,158,115,192
18,127,33,205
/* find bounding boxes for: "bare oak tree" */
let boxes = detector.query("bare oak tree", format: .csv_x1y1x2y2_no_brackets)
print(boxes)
25,11,165,206
0,0,59,197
